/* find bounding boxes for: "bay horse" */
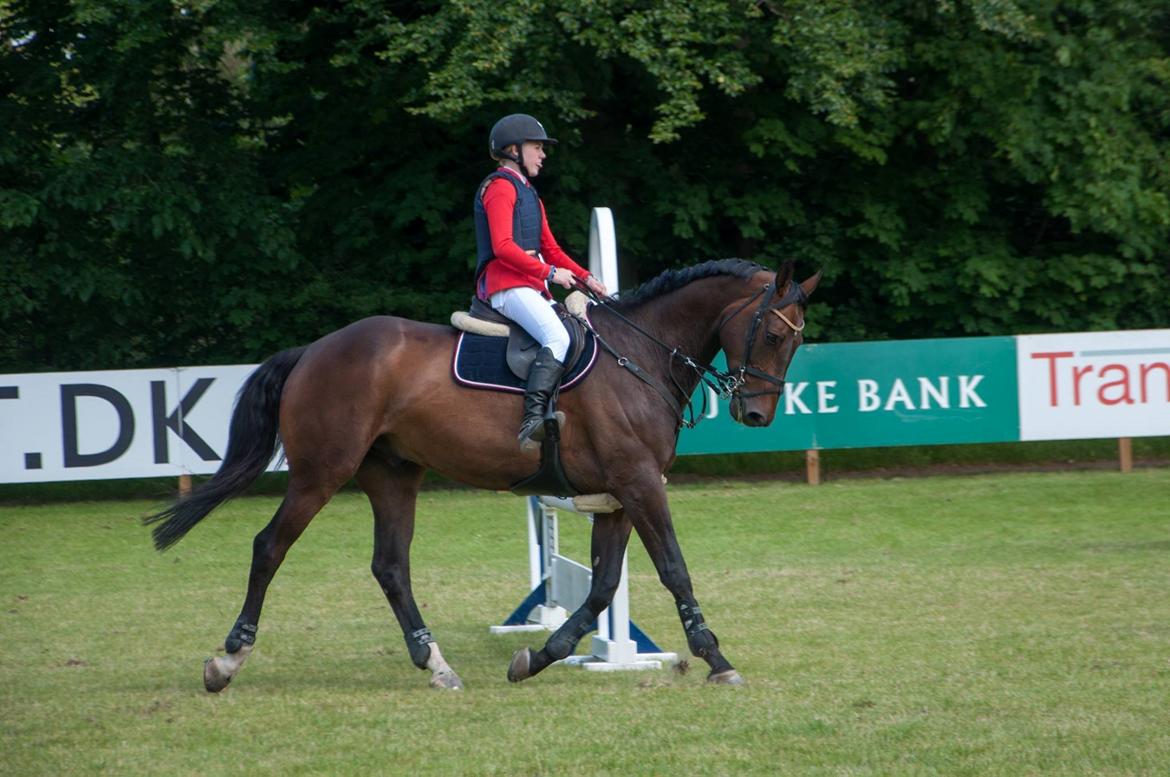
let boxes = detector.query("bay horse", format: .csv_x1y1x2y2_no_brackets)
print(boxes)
146,258,820,690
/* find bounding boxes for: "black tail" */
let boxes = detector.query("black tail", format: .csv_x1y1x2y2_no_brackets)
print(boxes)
144,346,308,550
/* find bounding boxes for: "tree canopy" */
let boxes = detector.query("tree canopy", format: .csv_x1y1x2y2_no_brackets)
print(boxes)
2,0,1167,371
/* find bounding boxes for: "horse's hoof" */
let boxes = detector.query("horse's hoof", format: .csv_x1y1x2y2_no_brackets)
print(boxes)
429,669,464,690
203,657,233,693
706,669,745,686
507,647,533,683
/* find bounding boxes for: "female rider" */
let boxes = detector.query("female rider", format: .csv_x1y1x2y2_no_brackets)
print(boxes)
472,114,608,448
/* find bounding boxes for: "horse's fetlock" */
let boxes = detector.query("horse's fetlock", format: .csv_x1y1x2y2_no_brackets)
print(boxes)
677,601,719,657
545,632,575,661
686,624,719,658
407,627,434,669
225,621,257,654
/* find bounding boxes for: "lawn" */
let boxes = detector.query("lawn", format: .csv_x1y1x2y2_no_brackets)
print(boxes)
2,469,1168,775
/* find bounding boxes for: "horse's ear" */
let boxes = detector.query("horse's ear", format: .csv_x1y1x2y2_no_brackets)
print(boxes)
774,259,795,291
800,269,823,298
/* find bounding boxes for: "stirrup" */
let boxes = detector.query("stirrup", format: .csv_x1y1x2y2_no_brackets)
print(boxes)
519,411,566,452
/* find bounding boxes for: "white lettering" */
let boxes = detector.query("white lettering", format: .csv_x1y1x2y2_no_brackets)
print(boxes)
816,381,839,413
959,375,987,408
884,378,914,411
918,376,949,409
858,379,880,412
784,382,812,415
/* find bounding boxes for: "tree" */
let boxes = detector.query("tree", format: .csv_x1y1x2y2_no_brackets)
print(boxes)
2,0,1166,371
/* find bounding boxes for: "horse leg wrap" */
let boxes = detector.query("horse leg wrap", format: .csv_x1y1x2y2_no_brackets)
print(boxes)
407,627,435,669
545,614,594,661
678,602,719,658
224,619,257,655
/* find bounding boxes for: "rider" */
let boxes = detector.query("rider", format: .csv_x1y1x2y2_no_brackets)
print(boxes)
473,113,608,448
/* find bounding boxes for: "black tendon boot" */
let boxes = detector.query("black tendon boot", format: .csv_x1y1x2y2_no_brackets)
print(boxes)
518,347,566,448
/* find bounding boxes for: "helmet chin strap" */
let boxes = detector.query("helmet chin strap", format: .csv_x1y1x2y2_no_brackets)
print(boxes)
506,145,534,178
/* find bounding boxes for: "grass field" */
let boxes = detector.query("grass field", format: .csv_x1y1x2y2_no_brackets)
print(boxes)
2,469,1168,775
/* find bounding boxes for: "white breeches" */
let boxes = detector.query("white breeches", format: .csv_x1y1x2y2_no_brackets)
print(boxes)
490,286,570,363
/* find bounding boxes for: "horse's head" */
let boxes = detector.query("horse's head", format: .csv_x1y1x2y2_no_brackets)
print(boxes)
718,260,821,427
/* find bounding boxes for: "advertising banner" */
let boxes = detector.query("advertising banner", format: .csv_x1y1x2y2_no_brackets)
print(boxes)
1017,329,1170,441
678,336,1019,454
1,329,1166,483
0,365,261,483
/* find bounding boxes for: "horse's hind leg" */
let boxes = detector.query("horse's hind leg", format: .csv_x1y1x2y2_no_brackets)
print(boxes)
507,511,633,682
203,483,332,692
356,457,463,690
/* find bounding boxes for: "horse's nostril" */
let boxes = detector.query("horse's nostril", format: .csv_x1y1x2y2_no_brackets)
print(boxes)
745,411,767,427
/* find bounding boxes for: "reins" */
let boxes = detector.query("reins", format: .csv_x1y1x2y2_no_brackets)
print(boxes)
572,276,807,429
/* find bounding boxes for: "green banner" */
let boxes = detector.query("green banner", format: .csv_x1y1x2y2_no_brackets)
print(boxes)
678,336,1019,454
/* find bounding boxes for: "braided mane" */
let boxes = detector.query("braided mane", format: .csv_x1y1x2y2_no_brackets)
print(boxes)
612,259,764,310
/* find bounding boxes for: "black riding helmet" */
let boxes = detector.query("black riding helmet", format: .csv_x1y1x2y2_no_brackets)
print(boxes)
489,114,557,176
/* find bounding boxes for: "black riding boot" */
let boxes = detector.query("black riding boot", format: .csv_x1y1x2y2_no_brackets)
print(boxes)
518,347,566,448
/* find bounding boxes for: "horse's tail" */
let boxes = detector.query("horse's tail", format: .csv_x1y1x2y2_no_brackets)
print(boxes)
144,345,308,551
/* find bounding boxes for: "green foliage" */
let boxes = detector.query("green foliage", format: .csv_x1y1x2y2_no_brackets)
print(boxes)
1,0,1167,370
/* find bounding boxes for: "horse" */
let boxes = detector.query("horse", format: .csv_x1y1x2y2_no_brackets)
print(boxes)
146,257,820,690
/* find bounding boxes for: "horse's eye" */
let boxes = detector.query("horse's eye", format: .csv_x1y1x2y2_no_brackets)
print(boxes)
764,332,779,346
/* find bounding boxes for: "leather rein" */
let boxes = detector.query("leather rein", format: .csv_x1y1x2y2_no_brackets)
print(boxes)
574,276,808,429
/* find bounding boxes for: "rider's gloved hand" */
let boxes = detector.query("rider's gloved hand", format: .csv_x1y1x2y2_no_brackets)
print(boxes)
550,266,576,289
582,274,608,296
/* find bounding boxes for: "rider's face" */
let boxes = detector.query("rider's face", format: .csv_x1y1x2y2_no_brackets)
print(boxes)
520,141,546,177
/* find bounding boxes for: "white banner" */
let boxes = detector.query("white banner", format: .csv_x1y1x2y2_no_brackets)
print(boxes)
1018,330,1170,440
0,365,261,483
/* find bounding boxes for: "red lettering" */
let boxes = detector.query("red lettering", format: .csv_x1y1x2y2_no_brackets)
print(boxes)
1141,362,1170,403
1031,351,1074,406
1097,364,1133,405
1072,364,1093,406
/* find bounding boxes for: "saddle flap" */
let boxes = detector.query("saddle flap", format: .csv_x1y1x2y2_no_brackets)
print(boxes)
505,329,542,378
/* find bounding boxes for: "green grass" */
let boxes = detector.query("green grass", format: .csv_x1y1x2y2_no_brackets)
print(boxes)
2,470,1169,775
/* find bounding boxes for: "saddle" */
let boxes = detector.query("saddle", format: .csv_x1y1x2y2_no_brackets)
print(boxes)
452,294,591,381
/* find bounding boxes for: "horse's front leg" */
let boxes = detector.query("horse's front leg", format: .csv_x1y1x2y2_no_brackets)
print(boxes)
507,510,633,682
621,470,743,685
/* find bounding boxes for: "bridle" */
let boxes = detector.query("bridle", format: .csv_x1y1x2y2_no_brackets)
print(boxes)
574,275,807,429
715,276,808,400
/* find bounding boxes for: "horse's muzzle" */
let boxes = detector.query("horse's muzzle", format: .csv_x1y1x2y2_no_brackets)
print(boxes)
730,397,770,428
742,410,768,427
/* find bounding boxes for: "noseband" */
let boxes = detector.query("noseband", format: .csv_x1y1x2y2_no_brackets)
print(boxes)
717,278,809,400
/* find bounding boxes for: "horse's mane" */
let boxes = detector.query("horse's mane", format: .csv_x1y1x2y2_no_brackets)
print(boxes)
611,258,765,310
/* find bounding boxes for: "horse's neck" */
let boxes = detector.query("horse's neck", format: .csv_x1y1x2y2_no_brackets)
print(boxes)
609,276,739,392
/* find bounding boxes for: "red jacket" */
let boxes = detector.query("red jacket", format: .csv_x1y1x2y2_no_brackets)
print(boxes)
480,168,588,299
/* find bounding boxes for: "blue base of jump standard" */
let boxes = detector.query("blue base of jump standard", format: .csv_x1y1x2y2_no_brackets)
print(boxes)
489,496,677,672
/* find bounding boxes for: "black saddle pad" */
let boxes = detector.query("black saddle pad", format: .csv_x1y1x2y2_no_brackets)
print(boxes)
452,326,598,394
